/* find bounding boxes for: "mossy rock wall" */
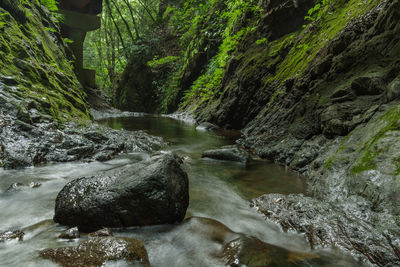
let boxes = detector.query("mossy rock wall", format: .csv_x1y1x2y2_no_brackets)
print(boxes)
0,0,91,124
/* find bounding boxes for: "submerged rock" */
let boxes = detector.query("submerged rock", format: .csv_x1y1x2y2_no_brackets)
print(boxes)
40,237,149,267
202,145,250,164
222,235,320,267
59,227,80,239
180,217,322,266
0,230,24,242
6,181,42,193
54,154,189,231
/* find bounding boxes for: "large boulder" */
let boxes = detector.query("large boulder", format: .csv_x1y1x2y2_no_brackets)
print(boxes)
53,154,189,231
40,237,149,267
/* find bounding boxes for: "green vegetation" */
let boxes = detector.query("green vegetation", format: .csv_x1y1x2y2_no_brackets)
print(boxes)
351,107,400,174
147,56,180,68
0,0,90,123
38,0,58,11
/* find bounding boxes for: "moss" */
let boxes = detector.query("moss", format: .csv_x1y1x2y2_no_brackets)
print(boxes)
0,0,91,124
350,106,400,174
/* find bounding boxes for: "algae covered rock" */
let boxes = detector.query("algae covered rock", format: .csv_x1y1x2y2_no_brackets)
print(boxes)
54,154,189,231
40,237,150,267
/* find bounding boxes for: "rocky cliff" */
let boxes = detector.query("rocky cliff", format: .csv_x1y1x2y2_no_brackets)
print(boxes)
115,0,400,265
0,0,165,169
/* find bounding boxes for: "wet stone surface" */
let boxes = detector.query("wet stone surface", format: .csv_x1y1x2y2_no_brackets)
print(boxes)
251,193,400,266
0,229,24,242
40,237,150,267
54,154,189,231
59,227,80,239
0,119,165,169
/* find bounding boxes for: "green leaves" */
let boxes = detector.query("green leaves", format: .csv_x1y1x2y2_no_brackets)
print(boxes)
38,0,58,12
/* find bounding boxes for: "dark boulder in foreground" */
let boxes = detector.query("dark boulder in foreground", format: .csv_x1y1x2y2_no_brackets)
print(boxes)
202,145,250,163
54,154,189,231
40,237,149,267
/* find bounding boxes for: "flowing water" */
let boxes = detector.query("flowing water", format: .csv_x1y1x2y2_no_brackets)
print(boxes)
0,115,359,266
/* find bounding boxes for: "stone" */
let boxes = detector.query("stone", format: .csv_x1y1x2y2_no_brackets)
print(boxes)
351,76,384,96
6,182,24,193
88,228,113,238
202,145,250,163
386,79,400,101
0,230,24,242
251,193,400,266
53,154,189,231
59,227,80,239
1,121,165,169
40,237,150,267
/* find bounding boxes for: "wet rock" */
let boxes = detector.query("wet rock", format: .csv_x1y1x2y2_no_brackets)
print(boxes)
386,79,400,101
202,145,250,164
92,151,113,161
252,194,400,266
196,122,219,131
59,227,80,239
54,154,189,231
29,181,41,188
40,237,150,267
83,131,109,143
88,228,113,237
221,235,320,267
1,121,165,169
6,181,42,193
6,182,24,193
0,230,24,242
180,217,322,266
351,76,385,96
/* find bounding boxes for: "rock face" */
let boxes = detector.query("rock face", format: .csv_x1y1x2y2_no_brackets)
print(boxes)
54,154,189,231
202,145,250,164
252,194,400,267
0,1,167,170
183,0,400,265
40,237,150,267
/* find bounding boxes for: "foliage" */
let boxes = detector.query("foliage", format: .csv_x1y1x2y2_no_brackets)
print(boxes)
147,56,180,68
38,0,59,12
83,0,159,90
178,0,262,105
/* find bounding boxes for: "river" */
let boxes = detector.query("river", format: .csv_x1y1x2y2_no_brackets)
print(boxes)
0,115,359,266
